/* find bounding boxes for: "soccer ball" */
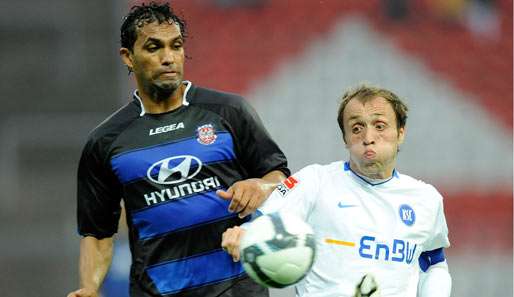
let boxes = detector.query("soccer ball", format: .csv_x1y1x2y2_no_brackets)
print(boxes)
240,212,316,288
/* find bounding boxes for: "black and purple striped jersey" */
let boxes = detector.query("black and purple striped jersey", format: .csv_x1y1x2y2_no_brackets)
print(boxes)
77,81,289,297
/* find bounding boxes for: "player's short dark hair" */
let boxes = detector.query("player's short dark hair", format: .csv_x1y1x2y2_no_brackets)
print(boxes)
120,2,187,52
337,84,408,142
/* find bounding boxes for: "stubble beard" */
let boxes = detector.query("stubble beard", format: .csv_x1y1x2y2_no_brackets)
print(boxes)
147,79,182,103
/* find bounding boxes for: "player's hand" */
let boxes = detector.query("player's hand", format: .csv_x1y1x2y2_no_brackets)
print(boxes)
354,274,380,297
66,288,99,297
217,178,271,218
221,226,246,262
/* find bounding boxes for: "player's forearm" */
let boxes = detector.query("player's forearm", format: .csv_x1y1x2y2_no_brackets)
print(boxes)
417,261,451,297
79,236,114,291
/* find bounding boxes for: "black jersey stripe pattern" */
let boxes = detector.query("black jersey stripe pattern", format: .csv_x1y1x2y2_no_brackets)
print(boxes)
111,132,235,184
78,83,288,296
135,215,248,265
132,191,236,240
146,248,245,294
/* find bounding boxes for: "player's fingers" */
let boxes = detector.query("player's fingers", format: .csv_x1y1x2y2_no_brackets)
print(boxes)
227,227,242,261
228,187,245,213
221,228,234,248
67,289,82,297
234,192,250,215
221,231,228,249
238,191,260,218
232,227,245,261
221,227,242,261
216,188,233,200
67,288,92,297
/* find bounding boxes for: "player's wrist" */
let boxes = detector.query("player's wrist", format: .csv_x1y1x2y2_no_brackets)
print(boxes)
258,179,280,196
81,286,99,293
78,280,102,293
69,287,99,297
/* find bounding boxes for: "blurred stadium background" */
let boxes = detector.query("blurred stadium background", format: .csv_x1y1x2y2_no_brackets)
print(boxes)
0,0,511,296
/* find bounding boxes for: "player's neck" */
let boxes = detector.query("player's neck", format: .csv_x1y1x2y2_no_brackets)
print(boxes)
349,160,395,180
138,83,186,114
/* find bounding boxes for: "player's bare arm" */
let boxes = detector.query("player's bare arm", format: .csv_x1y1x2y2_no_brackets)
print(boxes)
217,170,286,218
67,236,113,297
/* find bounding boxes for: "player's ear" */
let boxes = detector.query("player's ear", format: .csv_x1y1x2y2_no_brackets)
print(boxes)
342,130,349,148
343,136,351,149
120,47,134,70
397,126,406,144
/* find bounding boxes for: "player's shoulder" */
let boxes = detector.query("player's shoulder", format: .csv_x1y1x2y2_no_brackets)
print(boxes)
294,161,344,179
188,84,245,110
397,172,443,202
85,100,140,149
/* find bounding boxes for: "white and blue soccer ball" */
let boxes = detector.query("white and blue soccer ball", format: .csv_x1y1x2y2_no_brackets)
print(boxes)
240,212,316,288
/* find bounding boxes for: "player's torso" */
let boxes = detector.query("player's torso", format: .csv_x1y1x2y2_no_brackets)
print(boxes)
300,162,436,297
107,104,249,296
110,104,244,208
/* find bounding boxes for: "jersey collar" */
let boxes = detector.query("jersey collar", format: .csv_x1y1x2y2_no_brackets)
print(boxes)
133,80,193,117
343,161,399,186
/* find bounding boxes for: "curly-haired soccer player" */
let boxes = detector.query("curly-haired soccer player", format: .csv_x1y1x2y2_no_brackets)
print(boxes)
67,3,289,297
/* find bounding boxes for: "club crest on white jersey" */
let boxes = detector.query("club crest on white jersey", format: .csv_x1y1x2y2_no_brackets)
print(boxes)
399,204,416,226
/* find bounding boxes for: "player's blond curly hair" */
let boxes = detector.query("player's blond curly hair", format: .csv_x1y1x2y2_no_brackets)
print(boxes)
337,84,408,143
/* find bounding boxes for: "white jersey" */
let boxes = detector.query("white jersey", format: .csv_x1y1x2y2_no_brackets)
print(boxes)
259,161,450,297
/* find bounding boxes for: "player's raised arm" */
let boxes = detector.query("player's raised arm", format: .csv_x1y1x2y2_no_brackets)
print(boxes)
67,236,113,297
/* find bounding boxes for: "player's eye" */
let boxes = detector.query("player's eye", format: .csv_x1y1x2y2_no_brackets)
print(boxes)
352,125,363,134
146,45,159,52
173,42,183,49
375,123,386,131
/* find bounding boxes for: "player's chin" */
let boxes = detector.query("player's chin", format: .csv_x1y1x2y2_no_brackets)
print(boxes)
150,80,182,97
155,80,181,90
361,159,380,167
361,161,384,173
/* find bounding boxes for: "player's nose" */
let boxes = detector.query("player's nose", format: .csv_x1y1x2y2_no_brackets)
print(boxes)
362,128,376,145
161,47,175,65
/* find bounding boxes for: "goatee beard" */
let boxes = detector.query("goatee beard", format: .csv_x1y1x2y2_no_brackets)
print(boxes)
148,81,181,102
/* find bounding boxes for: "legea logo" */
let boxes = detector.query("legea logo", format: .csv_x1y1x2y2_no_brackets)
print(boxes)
147,155,202,185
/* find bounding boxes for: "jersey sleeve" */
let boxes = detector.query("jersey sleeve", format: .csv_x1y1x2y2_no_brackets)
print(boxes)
424,192,450,251
77,137,122,239
258,165,320,220
232,98,290,178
